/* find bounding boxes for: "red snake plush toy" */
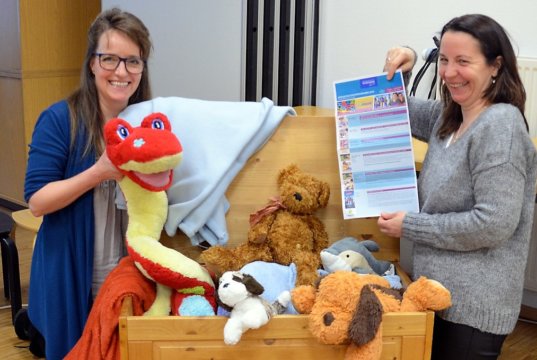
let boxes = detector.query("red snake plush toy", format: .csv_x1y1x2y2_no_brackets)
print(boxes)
105,112,216,316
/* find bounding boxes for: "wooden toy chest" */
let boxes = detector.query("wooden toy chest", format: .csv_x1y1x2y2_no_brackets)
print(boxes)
119,113,434,360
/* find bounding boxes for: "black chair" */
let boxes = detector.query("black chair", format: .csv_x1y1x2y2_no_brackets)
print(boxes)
0,211,22,325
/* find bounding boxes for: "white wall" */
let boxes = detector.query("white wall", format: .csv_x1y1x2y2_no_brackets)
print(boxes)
102,0,244,101
317,0,537,108
103,1,537,105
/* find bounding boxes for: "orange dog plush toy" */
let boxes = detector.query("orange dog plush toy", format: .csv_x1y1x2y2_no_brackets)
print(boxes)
291,271,452,360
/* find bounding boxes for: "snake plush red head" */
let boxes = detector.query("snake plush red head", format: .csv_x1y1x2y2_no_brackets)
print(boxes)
105,112,182,192
104,112,216,317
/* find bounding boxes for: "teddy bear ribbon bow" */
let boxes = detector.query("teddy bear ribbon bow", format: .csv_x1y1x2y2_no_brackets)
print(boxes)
249,196,287,226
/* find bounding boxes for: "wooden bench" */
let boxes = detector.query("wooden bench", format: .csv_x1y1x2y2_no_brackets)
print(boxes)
118,113,434,360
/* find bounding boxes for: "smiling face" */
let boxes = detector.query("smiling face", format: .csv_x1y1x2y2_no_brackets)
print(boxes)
438,31,500,112
90,29,143,119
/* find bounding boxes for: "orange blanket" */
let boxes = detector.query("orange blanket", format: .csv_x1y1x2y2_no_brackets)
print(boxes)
66,256,156,360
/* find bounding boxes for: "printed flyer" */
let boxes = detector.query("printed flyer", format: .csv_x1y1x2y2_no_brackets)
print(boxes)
333,70,419,219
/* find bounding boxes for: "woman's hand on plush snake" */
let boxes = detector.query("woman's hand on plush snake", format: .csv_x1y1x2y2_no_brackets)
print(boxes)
94,151,124,182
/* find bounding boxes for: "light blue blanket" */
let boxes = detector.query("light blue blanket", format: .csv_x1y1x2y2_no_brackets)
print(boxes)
217,261,299,316
118,97,295,246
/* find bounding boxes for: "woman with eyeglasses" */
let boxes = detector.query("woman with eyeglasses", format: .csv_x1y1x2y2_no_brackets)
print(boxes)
22,8,152,359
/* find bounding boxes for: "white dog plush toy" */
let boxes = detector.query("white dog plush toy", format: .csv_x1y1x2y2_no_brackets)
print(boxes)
217,271,291,345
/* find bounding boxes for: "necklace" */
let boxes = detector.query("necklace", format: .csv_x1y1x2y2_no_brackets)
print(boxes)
453,110,484,143
452,104,491,144
452,123,467,143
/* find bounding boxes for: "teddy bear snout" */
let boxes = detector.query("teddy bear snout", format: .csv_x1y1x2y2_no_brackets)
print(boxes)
293,192,303,201
323,312,335,326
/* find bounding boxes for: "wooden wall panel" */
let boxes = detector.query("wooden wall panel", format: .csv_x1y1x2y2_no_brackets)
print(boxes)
19,0,100,72
0,0,100,205
0,0,21,74
21,75,81,151
0,78,26,205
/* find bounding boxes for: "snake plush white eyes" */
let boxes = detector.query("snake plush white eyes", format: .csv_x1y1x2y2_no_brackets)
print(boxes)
116,125,130,140
140,112,172,132
151,118,165,130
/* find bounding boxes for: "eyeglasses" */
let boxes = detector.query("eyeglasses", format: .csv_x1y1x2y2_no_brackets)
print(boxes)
93,53,145,74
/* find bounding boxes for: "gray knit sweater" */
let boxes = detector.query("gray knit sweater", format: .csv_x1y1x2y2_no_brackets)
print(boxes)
403,97,537,335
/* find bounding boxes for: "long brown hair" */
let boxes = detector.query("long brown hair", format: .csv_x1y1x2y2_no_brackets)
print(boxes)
437,14,527,139
67,7,153,156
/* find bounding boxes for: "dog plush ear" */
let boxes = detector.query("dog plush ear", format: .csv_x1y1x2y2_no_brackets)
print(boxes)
242,273,265,296
348,285,383,346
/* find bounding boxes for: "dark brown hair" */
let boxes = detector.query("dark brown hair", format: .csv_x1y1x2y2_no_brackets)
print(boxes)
67,7,153,155
437,14,527,139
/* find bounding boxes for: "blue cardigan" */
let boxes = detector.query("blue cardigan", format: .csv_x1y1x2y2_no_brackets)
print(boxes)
25,100,96,359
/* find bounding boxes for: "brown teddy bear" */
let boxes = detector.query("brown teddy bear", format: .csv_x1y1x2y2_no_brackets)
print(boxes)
291,271,452,360
200,164,330,286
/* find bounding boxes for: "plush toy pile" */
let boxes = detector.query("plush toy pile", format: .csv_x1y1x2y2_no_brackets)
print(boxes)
101,144,453,358
201,164,330,286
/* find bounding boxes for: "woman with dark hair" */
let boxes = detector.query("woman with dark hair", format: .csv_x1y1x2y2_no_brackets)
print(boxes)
22,8,153,359
378,14,537,359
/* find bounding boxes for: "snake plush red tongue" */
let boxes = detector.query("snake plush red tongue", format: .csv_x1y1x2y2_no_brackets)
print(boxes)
134,170,172,189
